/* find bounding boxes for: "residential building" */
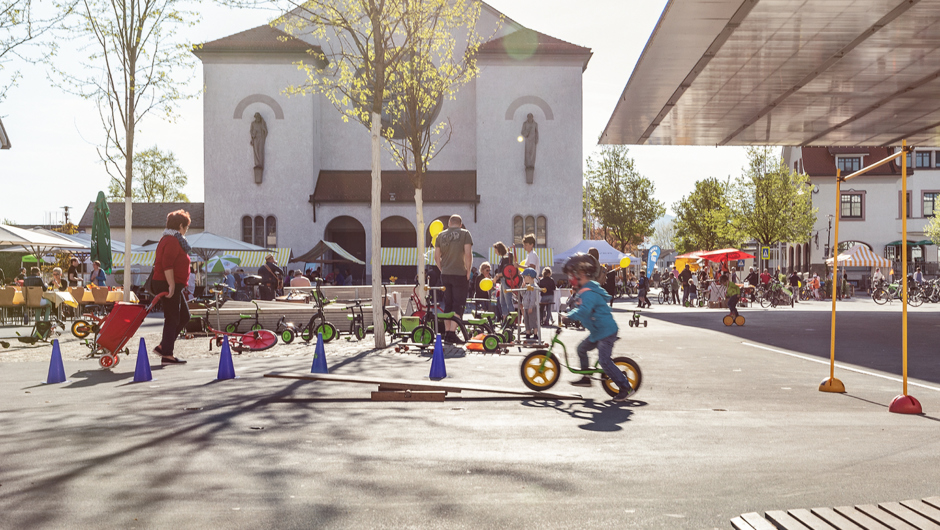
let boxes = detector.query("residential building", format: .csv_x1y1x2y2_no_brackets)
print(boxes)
78,202,205,245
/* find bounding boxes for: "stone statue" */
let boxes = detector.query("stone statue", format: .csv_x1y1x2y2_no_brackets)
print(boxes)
250,112,268,183
521,113,539,184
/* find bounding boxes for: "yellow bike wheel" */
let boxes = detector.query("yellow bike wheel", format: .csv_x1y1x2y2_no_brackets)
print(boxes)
520,351,560,391
722,315,733,326
601,357,642,397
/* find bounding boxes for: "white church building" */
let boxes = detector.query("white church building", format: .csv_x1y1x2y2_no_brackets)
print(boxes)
193,5,591,281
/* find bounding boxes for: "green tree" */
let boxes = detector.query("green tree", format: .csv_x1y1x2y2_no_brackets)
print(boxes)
274,0,434,348
585,146,665,252
382,0,488,293
672,177,739,253
925,216,940,247
107,146,189,202
728,147,816,261
52,0,195,300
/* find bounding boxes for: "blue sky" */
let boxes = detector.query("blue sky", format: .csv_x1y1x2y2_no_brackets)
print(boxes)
0,0,749,224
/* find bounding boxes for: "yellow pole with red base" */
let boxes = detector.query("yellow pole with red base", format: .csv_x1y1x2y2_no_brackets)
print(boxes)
889,140,922,414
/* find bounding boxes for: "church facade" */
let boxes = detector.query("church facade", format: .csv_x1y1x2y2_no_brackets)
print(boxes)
193,5,592,280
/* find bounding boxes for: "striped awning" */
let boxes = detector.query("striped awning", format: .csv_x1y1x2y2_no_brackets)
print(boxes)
825,245,891,268
111,251,156,268
112,248,291,268
487,247,554,267
382,247,435,266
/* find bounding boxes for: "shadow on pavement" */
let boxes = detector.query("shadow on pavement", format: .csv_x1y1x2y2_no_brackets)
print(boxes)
521,398,640,431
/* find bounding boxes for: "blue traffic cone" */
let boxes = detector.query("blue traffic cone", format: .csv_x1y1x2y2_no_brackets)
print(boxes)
311,332,329,374
429,334,446,380
44,339,67,384
217,336,236,380
133,337,153,383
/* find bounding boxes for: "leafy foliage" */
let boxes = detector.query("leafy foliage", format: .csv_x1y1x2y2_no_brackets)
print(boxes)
925,216,940,247
50,0,196,190
727,147,816,247
671,177,739,253
0,0,75,103
107,146,189,202
585,146,665,252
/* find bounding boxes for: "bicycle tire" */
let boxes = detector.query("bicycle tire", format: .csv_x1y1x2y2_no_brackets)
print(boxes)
411,325,434,346
908,292,924,307
224,323,238,333
601,356,642,397
250,323,263,332
71,320,91,339
760,296,772,308
872,288,888,305
520,350,560,391
354,325,367,340
280,329,295,344
658,291,666,305
241,330,277,351
316,322,337,342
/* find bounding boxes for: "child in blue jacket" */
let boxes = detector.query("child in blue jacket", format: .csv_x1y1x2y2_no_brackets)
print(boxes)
563,254,635,401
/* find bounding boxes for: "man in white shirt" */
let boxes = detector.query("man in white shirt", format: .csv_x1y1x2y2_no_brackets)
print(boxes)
290,270,312,287
523,234,539,271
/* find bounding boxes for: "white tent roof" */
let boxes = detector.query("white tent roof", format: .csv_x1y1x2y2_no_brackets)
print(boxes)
0,225,87,254
825,245,891,268
554,240,636,266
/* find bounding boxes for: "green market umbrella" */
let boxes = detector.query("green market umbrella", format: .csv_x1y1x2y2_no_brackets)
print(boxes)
205,254,241,273
90,191,113,273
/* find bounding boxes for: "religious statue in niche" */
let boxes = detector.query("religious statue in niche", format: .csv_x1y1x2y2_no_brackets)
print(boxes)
250,112,268,184
520,113,539,184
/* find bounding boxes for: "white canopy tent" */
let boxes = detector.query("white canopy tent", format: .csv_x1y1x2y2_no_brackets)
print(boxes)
553,240,636,266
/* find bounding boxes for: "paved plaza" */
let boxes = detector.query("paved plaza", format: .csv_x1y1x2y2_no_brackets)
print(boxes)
2,297,939,528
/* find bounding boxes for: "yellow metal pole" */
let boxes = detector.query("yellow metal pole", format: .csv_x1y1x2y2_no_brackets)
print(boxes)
901,141,909,396
889,140,921,413
820,170,845,392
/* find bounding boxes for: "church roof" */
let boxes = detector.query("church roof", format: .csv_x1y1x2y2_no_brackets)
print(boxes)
478,28,592,69
196,25,322,55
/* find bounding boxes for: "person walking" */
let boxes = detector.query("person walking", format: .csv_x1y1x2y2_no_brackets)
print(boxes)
539,267,556,325
434,215,473,344
151,209,192,365
492,242,516,321
679,264,693,306
788,269,801,304
67,257,82,287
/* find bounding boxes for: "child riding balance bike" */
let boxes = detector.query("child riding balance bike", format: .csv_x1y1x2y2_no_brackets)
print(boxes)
562,254,635,401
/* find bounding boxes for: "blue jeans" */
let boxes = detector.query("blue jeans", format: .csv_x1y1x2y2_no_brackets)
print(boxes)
577,333,632,391
499,290,514,319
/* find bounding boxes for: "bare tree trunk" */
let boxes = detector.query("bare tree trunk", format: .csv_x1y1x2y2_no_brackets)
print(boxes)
415,187,426,294
124,100,134,302
371,111,386,348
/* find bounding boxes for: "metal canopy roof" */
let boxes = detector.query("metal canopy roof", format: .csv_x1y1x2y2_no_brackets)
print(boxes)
601,0,940,147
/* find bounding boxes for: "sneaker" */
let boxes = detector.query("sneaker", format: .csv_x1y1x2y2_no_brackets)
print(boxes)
444,332,463,345
570,376,592,387
613,385,635,401
161,356,187,365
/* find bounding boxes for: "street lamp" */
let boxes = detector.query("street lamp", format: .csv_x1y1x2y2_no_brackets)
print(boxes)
825,214,834,258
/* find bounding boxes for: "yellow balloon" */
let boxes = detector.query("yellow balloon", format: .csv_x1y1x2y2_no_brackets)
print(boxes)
480,278,493,292
431,234,438,247
619,257,631,268
429,220,444,237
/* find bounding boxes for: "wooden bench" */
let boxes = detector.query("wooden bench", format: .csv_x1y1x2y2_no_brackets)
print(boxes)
732,496,940,529
191,300,400,332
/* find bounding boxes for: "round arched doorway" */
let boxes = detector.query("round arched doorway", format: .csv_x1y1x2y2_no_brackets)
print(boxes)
382,216,417,282
325,216,366,283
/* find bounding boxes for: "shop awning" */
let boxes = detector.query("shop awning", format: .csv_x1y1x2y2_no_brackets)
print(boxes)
826,245,891,268
381,247,435,266
886,240,918,246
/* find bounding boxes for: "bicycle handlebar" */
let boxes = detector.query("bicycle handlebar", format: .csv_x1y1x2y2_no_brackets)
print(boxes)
507,286,547,293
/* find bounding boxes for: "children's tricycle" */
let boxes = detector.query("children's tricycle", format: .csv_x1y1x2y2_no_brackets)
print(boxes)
627,309,647,328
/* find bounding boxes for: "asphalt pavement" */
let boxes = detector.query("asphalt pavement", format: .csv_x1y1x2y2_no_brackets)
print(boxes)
1,295,939,529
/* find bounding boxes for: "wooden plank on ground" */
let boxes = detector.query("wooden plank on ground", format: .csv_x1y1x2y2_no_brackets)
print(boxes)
264,372,584,399
879,502,940,530
790,508,841,530
855,504,917,530
765,510,812,529
740,512,778,530
924,500,940,514
378,383,460,393
901,500,940,526
835,506,893,530
731,516,756,530
811,507,865,529
371,391,446,402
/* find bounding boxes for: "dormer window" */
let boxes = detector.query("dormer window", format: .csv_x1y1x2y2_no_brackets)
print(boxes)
836,156,861,173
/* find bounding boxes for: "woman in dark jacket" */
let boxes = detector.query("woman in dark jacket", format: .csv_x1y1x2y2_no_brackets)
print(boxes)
151,210,192,365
